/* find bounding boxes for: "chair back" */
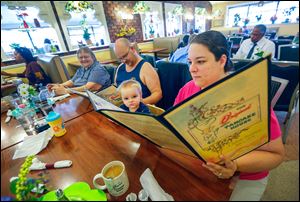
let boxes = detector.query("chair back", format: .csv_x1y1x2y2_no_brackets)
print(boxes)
271,76,289,108
228,37,243,46
277,35,295,40
109,43,117,60
271,64,299,111
103,65,116,84
153,36,180,59
156,61,192,110
278,44,299,61
141,54,156,68
147,104,165,116
37,54,70,83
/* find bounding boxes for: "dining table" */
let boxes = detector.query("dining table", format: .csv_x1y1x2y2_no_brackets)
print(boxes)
139,48,168,60
1,94,232,201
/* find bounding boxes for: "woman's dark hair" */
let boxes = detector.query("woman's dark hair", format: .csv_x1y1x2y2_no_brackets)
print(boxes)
190,30,234,72
44,38,51,44
15,47,36,64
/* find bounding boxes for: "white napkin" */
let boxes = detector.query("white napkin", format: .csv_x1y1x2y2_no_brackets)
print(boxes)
140,168,174,201
12,129,53,160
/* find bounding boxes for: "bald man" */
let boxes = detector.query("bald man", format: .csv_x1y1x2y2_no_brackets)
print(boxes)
114,38,162,105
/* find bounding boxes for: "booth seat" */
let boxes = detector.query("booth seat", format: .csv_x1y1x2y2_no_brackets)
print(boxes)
153,36,181,59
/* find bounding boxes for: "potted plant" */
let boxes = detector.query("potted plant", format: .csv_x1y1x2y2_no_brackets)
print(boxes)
83,28,92,45
243,18,250,27
270,15,277,24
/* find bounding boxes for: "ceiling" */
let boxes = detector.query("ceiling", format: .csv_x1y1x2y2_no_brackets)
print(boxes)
210,1,227,5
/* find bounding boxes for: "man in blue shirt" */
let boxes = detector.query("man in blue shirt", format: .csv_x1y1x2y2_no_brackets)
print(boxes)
169,34,196,64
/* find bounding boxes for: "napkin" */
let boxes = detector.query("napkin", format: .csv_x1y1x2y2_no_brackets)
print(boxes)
12,129,53,160
139,168,174,201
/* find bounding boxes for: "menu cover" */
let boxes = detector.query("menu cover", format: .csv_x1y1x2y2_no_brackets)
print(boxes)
87,57,271,163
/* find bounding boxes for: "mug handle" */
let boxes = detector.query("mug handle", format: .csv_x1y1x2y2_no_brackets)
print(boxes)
93,173,107,190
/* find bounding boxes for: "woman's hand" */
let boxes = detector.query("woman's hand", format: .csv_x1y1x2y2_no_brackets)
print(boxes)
202,155,238,179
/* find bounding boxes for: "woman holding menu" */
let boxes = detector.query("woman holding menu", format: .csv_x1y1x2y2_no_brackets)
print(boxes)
174,31,284,201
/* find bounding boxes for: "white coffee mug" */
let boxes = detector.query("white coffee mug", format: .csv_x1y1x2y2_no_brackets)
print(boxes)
93,161,129,197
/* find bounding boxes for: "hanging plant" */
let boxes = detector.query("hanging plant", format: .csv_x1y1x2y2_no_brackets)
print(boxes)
65,1,94,13
172,5,185,16
133,1,150,14
195,7,207,16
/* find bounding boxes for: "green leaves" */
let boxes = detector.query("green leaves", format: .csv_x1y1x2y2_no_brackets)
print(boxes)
65,1,94,13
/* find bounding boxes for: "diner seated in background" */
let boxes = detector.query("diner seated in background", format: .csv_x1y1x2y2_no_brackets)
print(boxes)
169,34,196,65
233,24,276,60
1,47,52,86
47,46,111,95
114,38,162,105
117,79,150,114
177,35,190,49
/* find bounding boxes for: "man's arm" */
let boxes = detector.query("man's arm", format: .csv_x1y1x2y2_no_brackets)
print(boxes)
140,63,162,105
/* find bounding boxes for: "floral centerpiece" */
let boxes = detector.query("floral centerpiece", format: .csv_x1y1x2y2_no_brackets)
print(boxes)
270,15,278,24
11,84,38,119
133,1,150,14
115,26,136,38
4,155,107,201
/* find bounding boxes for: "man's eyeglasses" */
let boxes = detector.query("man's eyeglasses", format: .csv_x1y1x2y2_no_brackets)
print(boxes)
118,48,131,61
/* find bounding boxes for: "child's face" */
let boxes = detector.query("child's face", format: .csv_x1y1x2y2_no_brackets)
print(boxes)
121,87,142,112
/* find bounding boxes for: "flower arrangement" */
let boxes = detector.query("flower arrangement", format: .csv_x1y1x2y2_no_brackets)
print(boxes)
133,1,150,14
233,13,241,26
6,156,107,201
8,155,49,201
115,26,136,37
270,15,277,24
172,5,185,16
64,1,94,13
18,83,37,98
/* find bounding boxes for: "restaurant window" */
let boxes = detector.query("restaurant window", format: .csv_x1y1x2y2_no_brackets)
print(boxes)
164,3,183,37
226,1,299,27
195,7,207,33
54,1,110,50
1,2,63,60
139,1,165,40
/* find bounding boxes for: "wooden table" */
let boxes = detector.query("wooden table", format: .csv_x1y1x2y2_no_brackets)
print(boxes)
68,59,119,68
1,107,231,200
0,95,93,151
1,83,17,97
140,48,168,60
